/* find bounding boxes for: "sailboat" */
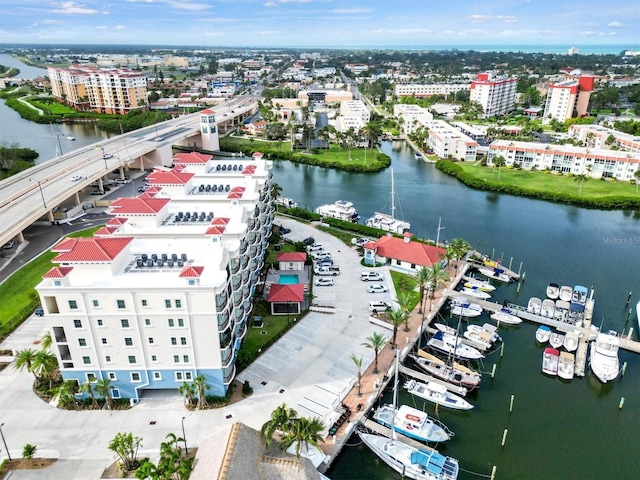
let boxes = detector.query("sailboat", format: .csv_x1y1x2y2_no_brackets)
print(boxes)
358,352,460,480
636,300,640,334
366,167,411,234
409,349,481,390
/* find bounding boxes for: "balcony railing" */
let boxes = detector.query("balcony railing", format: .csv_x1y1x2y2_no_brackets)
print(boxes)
223,364,236,385
220,343,233,366
217,311,231,330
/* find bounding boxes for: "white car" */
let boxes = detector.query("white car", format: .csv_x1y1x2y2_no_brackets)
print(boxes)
361,271,384,282
368,301,392,313
313,251,332,259
70,175,84,181
367,284,389,293
102,153,113,159
306,243,323,252
351,237,370,247
315,277,334,287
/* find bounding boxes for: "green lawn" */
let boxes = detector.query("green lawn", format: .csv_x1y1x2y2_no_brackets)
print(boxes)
0,226,102,334
28,98,79,115
221,135,292,152
242,314,292,358
457,163,640,200
390,271,420,310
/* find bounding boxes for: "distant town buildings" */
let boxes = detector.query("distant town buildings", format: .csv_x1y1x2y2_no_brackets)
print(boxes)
48,65,147,114
394,83,470,98
569,124,640,153
542,76,594,124
469,72,518,118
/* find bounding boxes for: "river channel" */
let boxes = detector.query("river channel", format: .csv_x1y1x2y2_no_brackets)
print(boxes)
2,54,640,479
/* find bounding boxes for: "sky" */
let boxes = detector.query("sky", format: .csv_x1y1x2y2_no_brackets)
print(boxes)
0,0,639,49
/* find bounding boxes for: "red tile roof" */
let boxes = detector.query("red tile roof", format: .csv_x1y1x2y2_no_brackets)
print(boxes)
108,197,170,214
200,109,215,115
211,217,230,225
230,186,246,193
106,217,128,226
252,152,264,159
227,191,244,199
267,284,305,303
43,266,73,278
205,226,226,235
173,152,212,164
277,252,307,262
179,266,204,278
366,236,445,268
94,226,118,236
52,237,133,263
242,165,257,175
146,169,194,185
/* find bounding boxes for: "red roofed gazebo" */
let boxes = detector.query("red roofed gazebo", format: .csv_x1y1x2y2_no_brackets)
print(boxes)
267,284,304,316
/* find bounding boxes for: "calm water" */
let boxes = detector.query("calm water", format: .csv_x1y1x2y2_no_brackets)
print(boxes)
272,141,640,480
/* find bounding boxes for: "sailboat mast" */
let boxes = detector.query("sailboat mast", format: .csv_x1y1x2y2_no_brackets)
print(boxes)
390,167,396,219
391,350,399,441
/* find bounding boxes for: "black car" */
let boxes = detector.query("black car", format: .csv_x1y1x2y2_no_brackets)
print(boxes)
280,227,291,235
34,307,44,316
303,236,315,246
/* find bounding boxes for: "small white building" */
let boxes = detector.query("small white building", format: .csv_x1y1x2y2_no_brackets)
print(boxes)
427,120,478,161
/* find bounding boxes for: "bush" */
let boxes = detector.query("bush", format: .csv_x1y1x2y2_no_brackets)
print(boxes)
242,380,253,396
22,444,37,459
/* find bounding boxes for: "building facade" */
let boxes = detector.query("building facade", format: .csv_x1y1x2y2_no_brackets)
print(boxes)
48,65,148,114
426,120,478,162
469,73,518,118
393,104,433,135
569,124,640,154
394,83,470,98
542,76,594,124
36,152,274,401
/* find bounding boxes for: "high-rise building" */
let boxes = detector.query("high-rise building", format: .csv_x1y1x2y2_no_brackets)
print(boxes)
542,76,594,124
469,73,518,118
36,152,274,401
48,65,148,114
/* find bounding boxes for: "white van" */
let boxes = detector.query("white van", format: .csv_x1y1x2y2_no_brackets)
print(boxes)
368,301,391,313
314,266,340,276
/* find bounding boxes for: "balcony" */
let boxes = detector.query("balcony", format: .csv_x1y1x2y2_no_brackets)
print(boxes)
223,364,236,385
220,342,233,366
230,258,241,274
215,293,229,309
217,311,231,330
234,322,247,341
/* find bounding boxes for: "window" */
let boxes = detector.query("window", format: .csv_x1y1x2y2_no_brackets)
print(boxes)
173,355,180,363
111,388,120,399
178,318,185,327
121,319,130,328
117,299,126,309
128,355,136,364
175,299,182,308
144,319,151,326
165,299,171,308
105,355,112,363
108,372,117,380
175,372,183,381
78,338,87,347
184,372,193,381
148,337,155,345
131,372,141,382
54,280,62,287
151,355,158,362
168,319,175,328
69,300,78,310
188,280,195,286
183,355,189,363
124,337,133,347
73,319,82,329
141,299,148,307
180,337,187,346
171,337,177,346
97,319,104,327
101,338,107,345
82,356,91,365
86,373,96,382
92,300,99,307
153,372,162,380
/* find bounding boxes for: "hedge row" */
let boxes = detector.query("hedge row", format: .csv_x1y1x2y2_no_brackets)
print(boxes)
436,160,640,210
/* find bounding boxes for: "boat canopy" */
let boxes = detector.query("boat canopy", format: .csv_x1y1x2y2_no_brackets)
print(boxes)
411,449,446,474
570,303,585,313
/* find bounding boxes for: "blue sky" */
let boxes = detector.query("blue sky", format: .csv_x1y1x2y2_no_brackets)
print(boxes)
1,0,638,48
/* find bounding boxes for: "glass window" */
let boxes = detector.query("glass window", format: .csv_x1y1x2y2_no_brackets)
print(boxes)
124,337,133,346
185,372,193,381
188,280,195,286
180,337,187,346
153,372,161,380
151,355,158,362
175,299,182,308
92,300,99,307
128,355,136,364
148,337,154,345
111,388,120,399
173,355,179,363
183,355,189,363
121,319,130,328
97,319,103,327
78,338,87,347
108,372,117,380
82,356,91,365
141,299,148,307
171,337,177,346
178,318,184,327
144,319,151,326
87,373,96,382
105,355,112,363
73,319,82,328
101,338,107,345
69,300,78,310
54,280,62,287
168,319,175,327
175,372,183,381
165,299,171,308
117,299,126,309
131,372,141,382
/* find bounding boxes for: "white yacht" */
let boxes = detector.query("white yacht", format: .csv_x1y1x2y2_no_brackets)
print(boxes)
366,168,410,234
427,331,484,360
405,379,474,411
315,200,360,222
590,331,620,383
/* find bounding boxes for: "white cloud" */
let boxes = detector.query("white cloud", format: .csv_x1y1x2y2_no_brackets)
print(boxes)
584,22,598,27
372,28,433,36
116,25,125,30
264,1,276,6
607,21,623,28
580,30,605,36
332,8,372,14
95,25,108,30
496,15,517,23
609,31,617,36
469,14,491,23
52,2,100,14
469,14,517,24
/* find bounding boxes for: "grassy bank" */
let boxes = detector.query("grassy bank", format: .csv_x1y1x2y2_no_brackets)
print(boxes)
437,160,640,209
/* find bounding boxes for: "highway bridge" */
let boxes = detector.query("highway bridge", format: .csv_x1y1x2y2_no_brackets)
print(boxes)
0,95,258,247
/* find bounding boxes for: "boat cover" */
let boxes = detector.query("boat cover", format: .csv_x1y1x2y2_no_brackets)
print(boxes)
570,303,585,313
411,449,446,474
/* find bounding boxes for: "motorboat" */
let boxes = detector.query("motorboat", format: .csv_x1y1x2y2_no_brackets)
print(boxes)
554,300,571,321
546,283,560,300
434,323,457,336
480,323,502,343
559,285,572,302
373,404,453,443
427,331,484,360
463,325,494,351
549,330,565,349
563,331,580,352
477,266,511,283
315,200,360,222
527,297,542,315
490,308,522,325
541,299,556,318
66,135,76,140
404,379,474,411
449,299,483,318
274,196,298,208
357,431,459,480
535,325,552,343
557,351,575,380
542,347,560,376
459,286,491,300
589,330,620,383
410,350,481,390
366,168,410,234
462,275,496,292
572,285,588,305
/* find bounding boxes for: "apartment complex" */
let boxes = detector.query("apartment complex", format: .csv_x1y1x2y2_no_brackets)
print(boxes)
469,73,518,118
394,83,470,98
569,124,640,153
36,152,274,400
426,120,478,162
487,140,640,180
542,76,594,124
336,100,370,132
393,104,433,135
48,65,147,114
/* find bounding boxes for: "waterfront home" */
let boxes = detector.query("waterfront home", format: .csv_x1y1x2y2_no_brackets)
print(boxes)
362,233,446,275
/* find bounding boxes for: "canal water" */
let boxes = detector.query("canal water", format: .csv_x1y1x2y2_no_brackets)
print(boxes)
2,54,640,479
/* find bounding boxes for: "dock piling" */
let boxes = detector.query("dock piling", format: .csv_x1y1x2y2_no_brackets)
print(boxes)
500,343,505,358
509,394,515,412
517,261,523,276
622,362,627,376
491,466,497,480
501,429,508,447
626,291,632,306
491,364,496,378
619,397,625,409
508,257,513,271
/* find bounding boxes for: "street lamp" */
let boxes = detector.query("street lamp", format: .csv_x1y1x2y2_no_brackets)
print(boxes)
30,178,47,209
0,423,11,460
100,147,109,171
181,416,188,456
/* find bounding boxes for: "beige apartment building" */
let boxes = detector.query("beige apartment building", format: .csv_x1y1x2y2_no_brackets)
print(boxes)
470,72,518,118
542,77,594,124
48,65,148,114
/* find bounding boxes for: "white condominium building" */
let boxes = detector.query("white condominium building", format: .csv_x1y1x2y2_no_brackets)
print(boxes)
569,124,640,154
48,65,148,114
488,140,640,180
394,83,470,98
336,100,370,132
393,104,433,135
36,152,274,401
469,73,518,118
542,77,594,124
427,120,478,162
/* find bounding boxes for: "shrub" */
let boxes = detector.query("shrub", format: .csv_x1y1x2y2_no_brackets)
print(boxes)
242,380,253,396
22,444,37,459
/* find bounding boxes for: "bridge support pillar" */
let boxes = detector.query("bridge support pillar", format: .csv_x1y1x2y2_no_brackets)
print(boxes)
47,211,54,223
74,192,81,205
17,231,25,243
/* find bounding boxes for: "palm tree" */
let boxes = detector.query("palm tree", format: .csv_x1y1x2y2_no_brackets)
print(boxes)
574,173,589,195
396,291,414,331
634,169,640,194
493,155,507,180
14,348,37,377
426,263,450,299
82,381,100,409
32,350,58,387
55,379,78,408
387,309,408,348
362,332,386,374
178,382,196,408
350,353,363,397
442,248,456,272
261,403,298,447
449,237,471,266
278,417,325,459
193,375,210,409
95,378,113,409
416,267,430,314
40,330,53,351
270,182,282,201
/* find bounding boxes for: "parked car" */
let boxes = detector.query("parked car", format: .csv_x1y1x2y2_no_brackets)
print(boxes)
314,266,340,276
315,258,334,267
368,301,392,313
312,251,332,259
70,175,84,182
351,237,370,247
155,136,164,142
114,178,131,185
34,306,44,316
89,189,105,195
314,277,334,287
306,243,323,252
138,185,151,192
279,227,291,235
102,153,113,159
361,271,384,282
302,237,315,246
367,284,389,293
3,238,16,249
